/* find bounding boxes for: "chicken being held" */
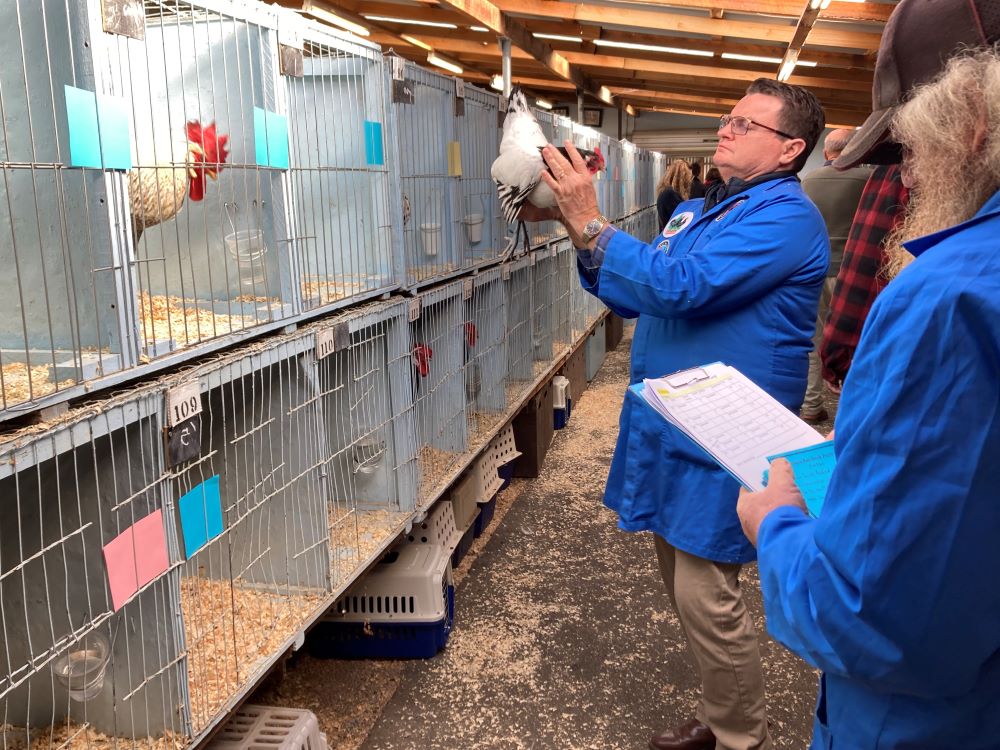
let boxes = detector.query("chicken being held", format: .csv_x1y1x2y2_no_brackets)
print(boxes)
491,87,605,254
128,120,230,243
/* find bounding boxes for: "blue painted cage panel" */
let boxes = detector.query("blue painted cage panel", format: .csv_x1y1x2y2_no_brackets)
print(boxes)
455,85,502,266
286,30,397,311
464,268,506,446
393,61,460,285
168,336,329,735
312,301,418,590
410,282,467,506
0,0,129,414
0,394,189,744
108,2,295,359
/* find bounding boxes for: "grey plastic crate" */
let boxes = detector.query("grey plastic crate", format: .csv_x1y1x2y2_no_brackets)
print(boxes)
207,704,327,750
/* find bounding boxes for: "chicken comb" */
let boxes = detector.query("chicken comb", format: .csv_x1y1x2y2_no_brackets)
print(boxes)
186,120,230,165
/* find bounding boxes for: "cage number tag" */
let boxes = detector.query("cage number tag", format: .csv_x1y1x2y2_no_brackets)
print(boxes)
463,278,474,300
502,265,511,281
530,253,537,266
391,56,405,81
166,381,202,428
408,298,422,322
455,79,465,99
316,322,350,360
551,245,558,258
499,96,508,112
166,414,202,468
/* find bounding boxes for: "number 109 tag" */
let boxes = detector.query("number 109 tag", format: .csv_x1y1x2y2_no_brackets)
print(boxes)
166,381,203,428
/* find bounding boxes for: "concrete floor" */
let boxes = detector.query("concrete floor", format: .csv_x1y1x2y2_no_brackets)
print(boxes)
255,327,832,749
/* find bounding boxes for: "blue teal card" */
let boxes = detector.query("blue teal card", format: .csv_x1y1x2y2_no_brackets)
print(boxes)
96,95,132,170
764,441,836,517
66,85,102,168
266,111,289,169
254,107,290,169
254,106,268,166
178,475,224,558
364,120,384,166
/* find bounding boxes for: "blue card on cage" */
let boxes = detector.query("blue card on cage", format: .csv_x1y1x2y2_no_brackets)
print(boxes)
763,440,836,518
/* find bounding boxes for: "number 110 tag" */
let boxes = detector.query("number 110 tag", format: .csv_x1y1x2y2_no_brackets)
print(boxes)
166,381,203,428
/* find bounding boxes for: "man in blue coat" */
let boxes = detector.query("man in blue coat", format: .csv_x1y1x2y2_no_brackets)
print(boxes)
532,79,827,750
736,18,1000,750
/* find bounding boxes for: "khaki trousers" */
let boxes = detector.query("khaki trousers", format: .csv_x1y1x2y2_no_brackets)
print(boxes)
654,535,772,750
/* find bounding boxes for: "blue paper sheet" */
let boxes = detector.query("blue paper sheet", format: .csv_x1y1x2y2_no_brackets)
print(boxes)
178,475,224,558
65,85,102,169
364,120,384,166
96,95,133,170
253,107,290,169
764,440,836,517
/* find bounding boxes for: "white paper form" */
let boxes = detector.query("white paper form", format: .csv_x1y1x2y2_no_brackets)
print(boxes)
642,363,823,490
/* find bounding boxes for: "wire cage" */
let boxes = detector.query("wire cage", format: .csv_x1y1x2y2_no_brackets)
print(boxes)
454,85,503,266
620,140,638,215
0,391,190,749
282,15,398,313
166,335,329,737
463,269,506,449
103,0,294,361
529,107,559,246
0,0,131,417
530,249,557,373
551,241,574,355
391,58,461,286
603,139,624,221
308,300,418,591
409,280,467,507
503,256,533,406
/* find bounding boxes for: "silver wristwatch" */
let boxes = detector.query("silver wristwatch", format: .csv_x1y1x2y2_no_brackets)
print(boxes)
582,215,610,243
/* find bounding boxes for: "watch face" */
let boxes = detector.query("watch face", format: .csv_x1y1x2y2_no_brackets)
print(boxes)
585,219,602,237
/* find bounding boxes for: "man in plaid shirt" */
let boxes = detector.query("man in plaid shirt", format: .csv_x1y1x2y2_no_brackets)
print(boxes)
819,164,909,390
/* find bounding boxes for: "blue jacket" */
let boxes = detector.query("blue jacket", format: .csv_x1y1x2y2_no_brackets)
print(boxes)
758,189,1000,747
582,176,828,563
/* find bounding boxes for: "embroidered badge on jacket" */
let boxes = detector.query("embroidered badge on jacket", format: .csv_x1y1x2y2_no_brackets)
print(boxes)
662,211,695,237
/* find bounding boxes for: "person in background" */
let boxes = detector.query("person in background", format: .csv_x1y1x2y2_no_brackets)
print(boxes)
737,1,1000,746
819,165,908,391
522,77,827,750
689,161,706,198
704,166,722,188
798,129,872,422
656,161,693,233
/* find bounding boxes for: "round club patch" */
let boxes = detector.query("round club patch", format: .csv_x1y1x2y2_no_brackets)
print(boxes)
662,211,695,238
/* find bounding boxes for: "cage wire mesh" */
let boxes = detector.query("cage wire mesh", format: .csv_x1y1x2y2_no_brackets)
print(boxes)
603,139,624,221
503,258,533,406
102,0,293,361
463,269,506,449
409,281,466,507
454,85,502,267
392,60,461,286
284,22,396,313
0,0,131,416
551,242,573,354
529,108,558,246
530,250,556,376
309,301,417,591
0,392,189,750
621,141,637,215
167,337,328,736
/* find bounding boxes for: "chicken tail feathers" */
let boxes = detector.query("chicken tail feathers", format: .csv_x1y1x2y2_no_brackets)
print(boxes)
496,177,539,225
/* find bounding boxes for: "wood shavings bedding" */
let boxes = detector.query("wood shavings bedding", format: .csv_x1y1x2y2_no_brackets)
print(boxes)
180,577,320,733
1,362,76,408
328,505,409,586
138,293,267,350
417,444,459,502
0,723,184,750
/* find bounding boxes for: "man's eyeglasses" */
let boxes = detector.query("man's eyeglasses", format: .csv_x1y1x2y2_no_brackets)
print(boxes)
718,114,797,141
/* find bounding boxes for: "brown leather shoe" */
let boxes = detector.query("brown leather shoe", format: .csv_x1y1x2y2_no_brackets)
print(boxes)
648,719,716,750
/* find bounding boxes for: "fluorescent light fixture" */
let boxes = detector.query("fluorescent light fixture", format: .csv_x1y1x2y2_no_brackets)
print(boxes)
810,0,833,8
490,74,504,91
777,59,797,82
470,25,489,32
364,15,458,29
533,33,583,43
427,51,463,75
400,34,432,51
592,39,713,57
535,98,553,110
722,52,816,67
304,2,369,37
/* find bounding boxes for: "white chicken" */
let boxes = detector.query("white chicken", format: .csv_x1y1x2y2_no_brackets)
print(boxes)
491,87,605,250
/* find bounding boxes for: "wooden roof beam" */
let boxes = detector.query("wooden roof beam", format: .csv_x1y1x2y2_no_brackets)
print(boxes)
588,0,892,23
